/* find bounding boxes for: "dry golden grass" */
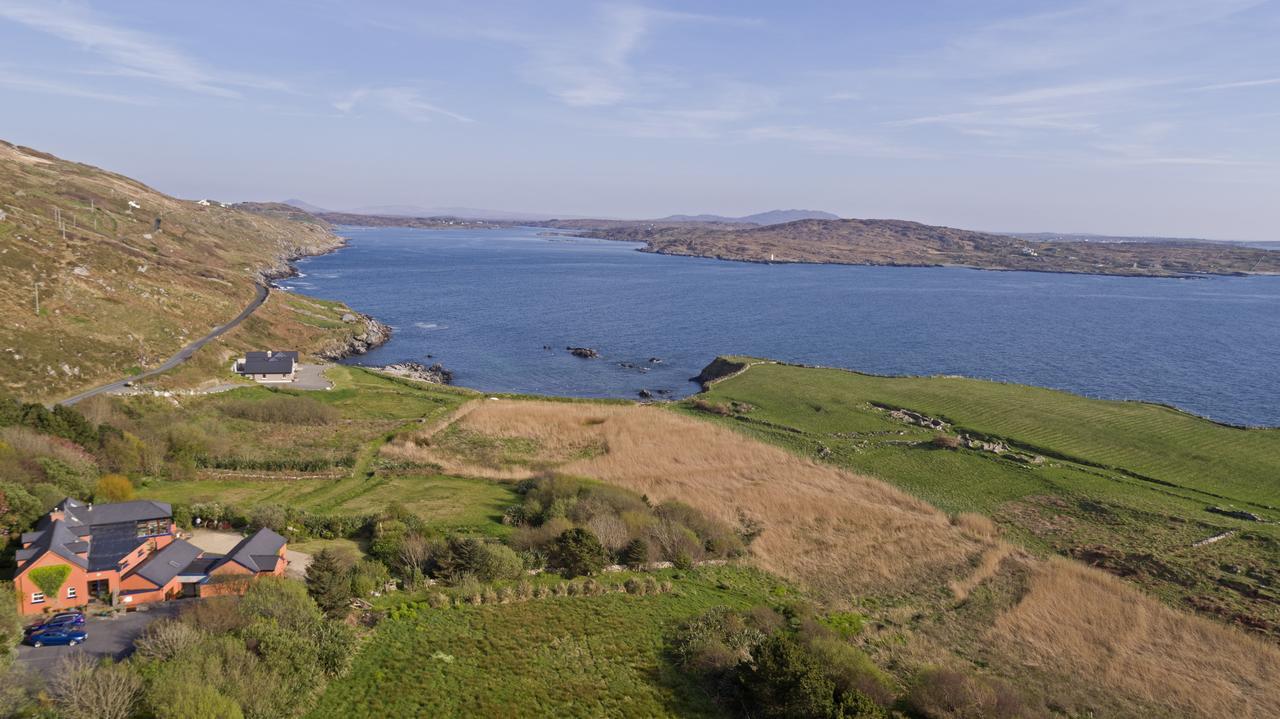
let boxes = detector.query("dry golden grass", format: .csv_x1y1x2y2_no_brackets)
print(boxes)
390,398,1280,716
994,557,1280,718
392,399,984,597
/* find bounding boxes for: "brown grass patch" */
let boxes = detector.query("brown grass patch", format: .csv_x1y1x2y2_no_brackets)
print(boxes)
993,557,1280,718
392,399,984,597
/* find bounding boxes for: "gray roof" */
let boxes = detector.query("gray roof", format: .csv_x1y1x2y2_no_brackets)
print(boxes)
55,498,171,527
215,527,286,573
16,519,88,570
240,350,297,375
131,539,203,587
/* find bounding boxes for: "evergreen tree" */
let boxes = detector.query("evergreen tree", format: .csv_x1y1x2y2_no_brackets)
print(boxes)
548,528,608,578
304,549,352,618
621,538,649,569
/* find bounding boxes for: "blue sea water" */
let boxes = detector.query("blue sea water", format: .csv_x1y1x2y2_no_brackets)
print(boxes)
281,226,1280,427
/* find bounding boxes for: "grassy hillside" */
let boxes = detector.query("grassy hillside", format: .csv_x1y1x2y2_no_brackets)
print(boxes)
565,217,1280,277
693,359,1280,637
0,140,371,401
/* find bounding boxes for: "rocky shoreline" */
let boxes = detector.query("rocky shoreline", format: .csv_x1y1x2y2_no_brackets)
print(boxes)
373,361,454,384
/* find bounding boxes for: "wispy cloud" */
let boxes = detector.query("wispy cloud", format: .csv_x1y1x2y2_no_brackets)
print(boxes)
741,125,934,159
334,87,473,123
0,64,150,104
0,0,285,97
1193,77,1280,91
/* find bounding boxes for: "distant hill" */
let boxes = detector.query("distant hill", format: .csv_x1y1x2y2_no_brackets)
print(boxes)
656,209,839,225
280,198,331,214
561,217,1280,277
347,204,570,222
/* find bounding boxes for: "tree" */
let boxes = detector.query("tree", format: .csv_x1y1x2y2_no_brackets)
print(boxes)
240,577,321,633
548,528,608,578
48,653,142,719
736,635,837,719
94,473,135,502
621,538,649,569
0,582,21,670
156,683,243,719
134,619,203,662
305,549,353,618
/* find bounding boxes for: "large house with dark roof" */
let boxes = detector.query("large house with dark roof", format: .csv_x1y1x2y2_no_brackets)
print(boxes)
233,350,299,383
13,498,287,615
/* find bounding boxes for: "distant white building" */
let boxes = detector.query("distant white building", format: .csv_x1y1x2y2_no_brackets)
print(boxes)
197,199,211,206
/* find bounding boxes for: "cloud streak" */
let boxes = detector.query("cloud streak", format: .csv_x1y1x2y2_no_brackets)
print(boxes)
333,87,473,123
0,0,284,97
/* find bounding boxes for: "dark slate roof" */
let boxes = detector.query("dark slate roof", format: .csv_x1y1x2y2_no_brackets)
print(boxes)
240,350,297,375
62,499,171,527
216,528,286,573
131,539,203,587
181,556,221,576
19,498,173,573
15,519,88,570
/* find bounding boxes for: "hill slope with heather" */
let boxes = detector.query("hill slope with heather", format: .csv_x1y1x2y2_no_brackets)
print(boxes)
0,141,376,401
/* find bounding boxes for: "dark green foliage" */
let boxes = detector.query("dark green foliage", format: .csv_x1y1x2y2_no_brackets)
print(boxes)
0,482,41,537
0,581,20,669
548,527,608,578
736,634,837,719
621,537,649,569
0,398,102,449
306,549,354,618
196,455,353,472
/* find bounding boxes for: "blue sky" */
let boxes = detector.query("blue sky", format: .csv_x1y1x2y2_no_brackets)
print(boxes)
1,0,1278,238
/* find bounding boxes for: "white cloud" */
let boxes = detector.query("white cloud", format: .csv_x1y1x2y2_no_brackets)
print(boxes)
1193,77,1280,92
0,64,150,104
334,87,473,123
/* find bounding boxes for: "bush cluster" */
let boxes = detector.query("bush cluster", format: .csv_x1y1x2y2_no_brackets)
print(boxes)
672,605,895,719
505,475,746,568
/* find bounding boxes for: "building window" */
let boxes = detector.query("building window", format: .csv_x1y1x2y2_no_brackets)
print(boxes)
31,592,44,604
67,586,77,599
137,548,146,558
136,519,167,537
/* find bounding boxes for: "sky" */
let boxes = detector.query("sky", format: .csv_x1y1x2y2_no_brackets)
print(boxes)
1,0,1279,239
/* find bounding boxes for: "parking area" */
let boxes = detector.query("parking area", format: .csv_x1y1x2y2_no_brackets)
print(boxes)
14,602,184,674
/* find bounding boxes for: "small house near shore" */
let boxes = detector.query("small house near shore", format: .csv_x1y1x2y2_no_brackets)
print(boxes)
234,350,298,383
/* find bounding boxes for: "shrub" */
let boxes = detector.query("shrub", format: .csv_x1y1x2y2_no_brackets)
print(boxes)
49,653,141,719
218,396,338,425
94,473,134,502
134,620,203,662
28,565,71,599
350,559,392,597
906,667,1037,719
470,543,524,583
548,528,608,578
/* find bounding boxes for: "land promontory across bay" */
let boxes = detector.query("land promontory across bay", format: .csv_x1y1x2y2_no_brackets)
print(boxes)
269,201,1280,278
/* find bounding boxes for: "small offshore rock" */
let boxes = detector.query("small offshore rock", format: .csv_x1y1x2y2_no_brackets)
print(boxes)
567,346,600,359
637,389,654,399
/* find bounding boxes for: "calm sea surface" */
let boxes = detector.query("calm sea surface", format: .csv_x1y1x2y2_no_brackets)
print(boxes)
280,226,1280,427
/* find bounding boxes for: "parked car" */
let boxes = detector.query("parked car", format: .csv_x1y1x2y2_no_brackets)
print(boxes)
24,627,88,648
24,611,85,635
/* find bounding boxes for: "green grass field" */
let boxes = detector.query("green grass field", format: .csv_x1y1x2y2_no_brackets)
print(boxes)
307,566,783,719
689,359,1280,638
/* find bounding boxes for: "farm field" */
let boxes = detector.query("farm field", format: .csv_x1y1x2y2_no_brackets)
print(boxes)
691,358,1280,638
307,566,783,719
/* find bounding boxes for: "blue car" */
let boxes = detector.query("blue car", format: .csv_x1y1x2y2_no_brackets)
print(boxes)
24,612,85,636
24,627,88,648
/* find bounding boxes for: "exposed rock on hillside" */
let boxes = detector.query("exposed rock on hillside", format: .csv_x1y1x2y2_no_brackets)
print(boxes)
375,360,453,384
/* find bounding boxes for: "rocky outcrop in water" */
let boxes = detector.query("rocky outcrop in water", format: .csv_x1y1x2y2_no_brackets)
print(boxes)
376,361,454,384
318,313,391,359
567,346,600,359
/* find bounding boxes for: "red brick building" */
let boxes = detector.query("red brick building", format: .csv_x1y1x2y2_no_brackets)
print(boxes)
13,498,287,616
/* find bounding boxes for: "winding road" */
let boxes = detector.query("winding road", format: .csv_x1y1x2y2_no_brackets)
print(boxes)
59,283,270,406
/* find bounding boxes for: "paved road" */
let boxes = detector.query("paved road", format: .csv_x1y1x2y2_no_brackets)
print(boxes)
15,602,183,674
60,284,270,406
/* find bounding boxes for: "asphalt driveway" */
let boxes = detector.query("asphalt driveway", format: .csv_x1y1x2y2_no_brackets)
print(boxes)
14,602,184,674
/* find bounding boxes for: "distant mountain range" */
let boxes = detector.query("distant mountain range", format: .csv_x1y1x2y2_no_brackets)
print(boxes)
280,200,838,226
655,209,840,225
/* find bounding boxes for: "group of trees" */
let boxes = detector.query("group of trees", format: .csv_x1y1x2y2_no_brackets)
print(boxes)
3,578,357,719
305,548,392,618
